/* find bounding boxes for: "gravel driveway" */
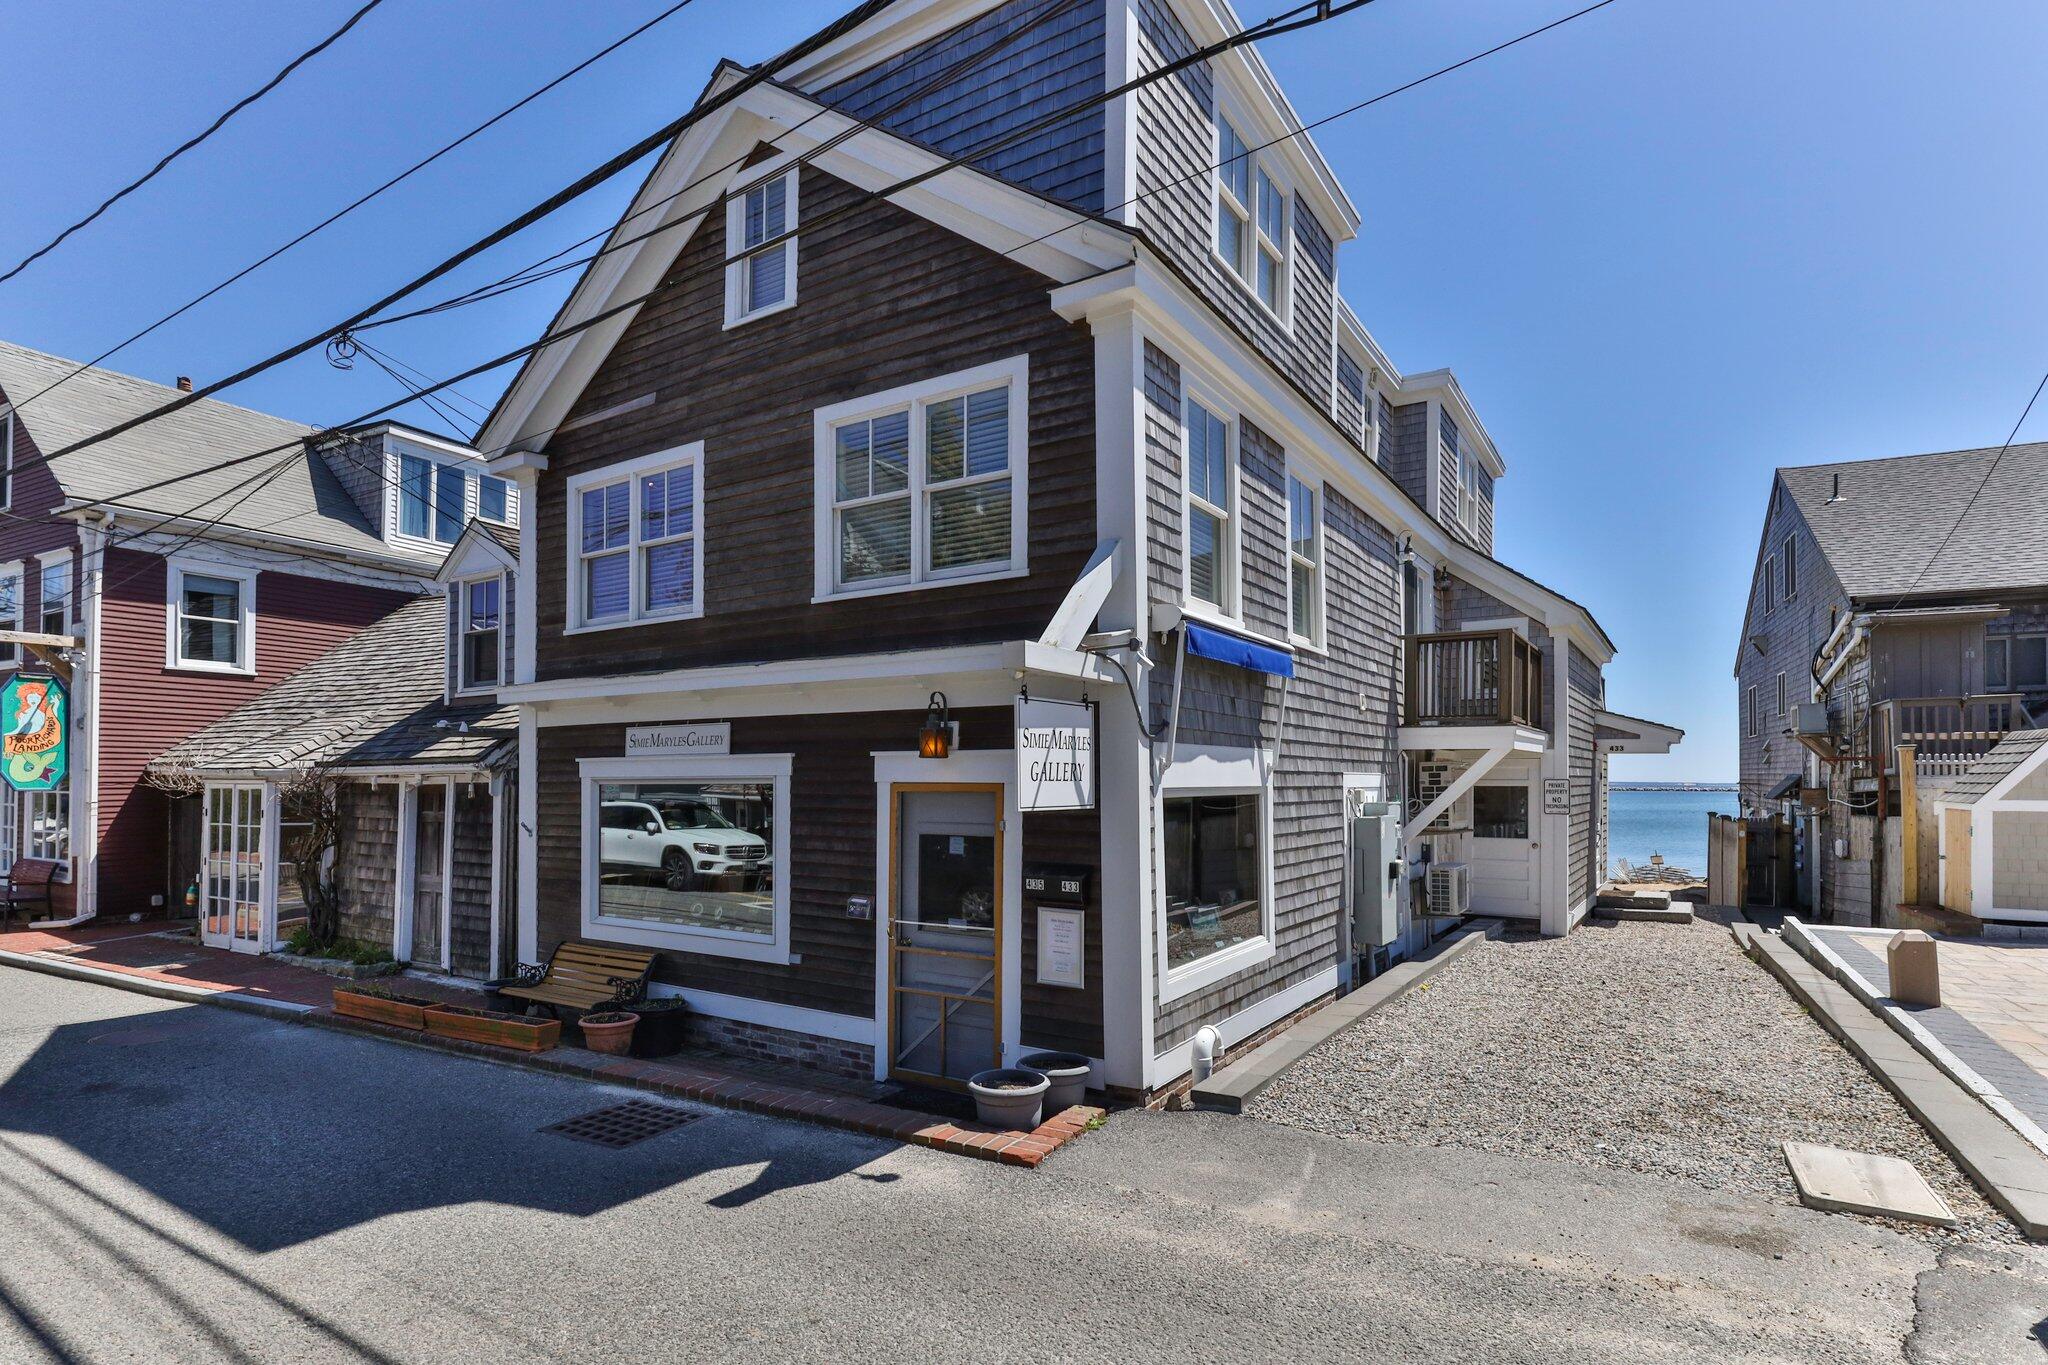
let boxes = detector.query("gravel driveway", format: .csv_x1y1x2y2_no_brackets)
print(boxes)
1247,915,2021,1244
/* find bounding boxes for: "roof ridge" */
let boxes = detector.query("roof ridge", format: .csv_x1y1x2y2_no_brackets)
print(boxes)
0,336,319,434
1777,440,2048,477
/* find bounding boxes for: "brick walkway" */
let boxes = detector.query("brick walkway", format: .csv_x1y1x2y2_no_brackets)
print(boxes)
1811,925,2048,1136
0,921,1102,1168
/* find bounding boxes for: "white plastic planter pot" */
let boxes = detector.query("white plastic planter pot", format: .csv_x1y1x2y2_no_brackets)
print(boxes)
1017,1051,1092,1113
967,1067,1050,1131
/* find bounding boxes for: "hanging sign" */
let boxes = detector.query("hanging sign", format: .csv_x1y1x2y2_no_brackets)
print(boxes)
1016,697,1095,811
2,675,66,792
625,722,731,757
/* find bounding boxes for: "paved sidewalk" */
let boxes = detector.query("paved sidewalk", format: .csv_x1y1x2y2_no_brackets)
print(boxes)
1810,925,2048,1136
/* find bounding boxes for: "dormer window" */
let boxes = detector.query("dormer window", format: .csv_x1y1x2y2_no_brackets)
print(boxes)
460,577,502,692
725,167,797,327
479,474,510,524
1214,113,1288,317
394,447,515,549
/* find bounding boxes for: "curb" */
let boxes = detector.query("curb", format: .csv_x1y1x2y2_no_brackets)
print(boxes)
1,946,1099,1170
0,948,315,1023
1741,928,2048,1239
1189,918,1505,1113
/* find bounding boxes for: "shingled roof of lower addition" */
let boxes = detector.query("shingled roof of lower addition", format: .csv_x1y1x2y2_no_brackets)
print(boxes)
1945,727,2048,807
327,701,516,769
1780,442,2048,600
148,596,448,777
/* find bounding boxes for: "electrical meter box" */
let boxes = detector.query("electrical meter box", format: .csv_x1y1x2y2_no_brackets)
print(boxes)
1348,800,1405,950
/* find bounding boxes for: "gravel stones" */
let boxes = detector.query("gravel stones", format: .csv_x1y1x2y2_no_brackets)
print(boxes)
1246,916,2019,1243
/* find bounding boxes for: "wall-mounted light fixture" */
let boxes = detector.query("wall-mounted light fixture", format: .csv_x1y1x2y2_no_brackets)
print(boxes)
918,691,952,759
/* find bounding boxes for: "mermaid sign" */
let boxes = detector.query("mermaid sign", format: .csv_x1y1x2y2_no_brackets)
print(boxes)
2,675,67,792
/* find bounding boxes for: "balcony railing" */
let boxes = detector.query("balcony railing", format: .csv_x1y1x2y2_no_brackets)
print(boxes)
1872,694,2033,777
1405,629,1543,729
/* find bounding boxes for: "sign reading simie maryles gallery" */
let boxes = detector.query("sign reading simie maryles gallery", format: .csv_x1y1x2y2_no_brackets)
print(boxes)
1016,697,1094,812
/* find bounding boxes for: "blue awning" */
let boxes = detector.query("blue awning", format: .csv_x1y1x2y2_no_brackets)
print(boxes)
1184,621,1295,679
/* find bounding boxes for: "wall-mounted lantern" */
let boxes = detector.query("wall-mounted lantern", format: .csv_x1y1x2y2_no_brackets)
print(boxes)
918,692,952,759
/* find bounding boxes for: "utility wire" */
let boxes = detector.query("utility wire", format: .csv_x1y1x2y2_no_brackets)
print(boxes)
29,0,908,465
0,0,389,286
1887,367,2048,604
5,0,710,419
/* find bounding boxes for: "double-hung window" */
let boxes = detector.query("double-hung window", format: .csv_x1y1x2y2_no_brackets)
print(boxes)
1215,113,1287,314
168,559,255,673
1253,167,1287,312
478,473,511,524
1746,685,1758,737
568,444,703,631
398,453,471,545
460,576,502,691
0,565,18,666
1988,633,2048,691
814,357,1028,599
38,554,69,637
1185,398,1234,612
1781,534,1797,599
725,168,797,327
1761,556,1775,616
1215,117,1252,279
1288,474,1321,643
1461,452,1482,533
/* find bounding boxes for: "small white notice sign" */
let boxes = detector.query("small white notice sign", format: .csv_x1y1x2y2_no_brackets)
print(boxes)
1037,907,1085,989
625,722,731,757
1543,777,1570,815
1017,697,1095,811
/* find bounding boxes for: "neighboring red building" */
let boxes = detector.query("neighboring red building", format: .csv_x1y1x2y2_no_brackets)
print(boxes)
0,340,514,935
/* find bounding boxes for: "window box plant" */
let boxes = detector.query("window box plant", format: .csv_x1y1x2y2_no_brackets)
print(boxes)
423,1004,562,1052
625,996,691,1059
331,983,440,1030
578,1011,637,1056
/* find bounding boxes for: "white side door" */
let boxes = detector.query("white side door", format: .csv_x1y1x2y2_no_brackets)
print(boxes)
1468,780,1539,921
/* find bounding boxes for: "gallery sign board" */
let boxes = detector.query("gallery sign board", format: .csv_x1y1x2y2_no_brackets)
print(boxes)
625,722,732,757
1016,697,1094,811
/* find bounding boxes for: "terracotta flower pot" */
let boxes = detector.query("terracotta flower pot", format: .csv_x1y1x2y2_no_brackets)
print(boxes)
579,1011,638,1056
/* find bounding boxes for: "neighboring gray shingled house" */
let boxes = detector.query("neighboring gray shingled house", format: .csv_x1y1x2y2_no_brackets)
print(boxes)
1736,443,2048,926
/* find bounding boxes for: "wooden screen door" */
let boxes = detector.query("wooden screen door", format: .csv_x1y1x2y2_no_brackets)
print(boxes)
886,785,1003,1089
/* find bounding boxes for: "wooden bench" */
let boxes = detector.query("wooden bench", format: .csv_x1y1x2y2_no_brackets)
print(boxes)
489,942,657,1018
0,858,58,929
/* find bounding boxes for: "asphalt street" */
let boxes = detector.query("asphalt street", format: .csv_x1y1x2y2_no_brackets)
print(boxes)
0,964,2041,1363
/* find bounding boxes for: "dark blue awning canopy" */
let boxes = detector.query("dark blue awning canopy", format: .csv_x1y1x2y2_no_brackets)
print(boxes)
1184,621,1295,679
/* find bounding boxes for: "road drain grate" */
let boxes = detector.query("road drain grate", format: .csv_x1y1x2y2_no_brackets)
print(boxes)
542,1099,700,1148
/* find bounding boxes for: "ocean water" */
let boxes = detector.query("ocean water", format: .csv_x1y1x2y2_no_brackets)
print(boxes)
1607,789,1737,880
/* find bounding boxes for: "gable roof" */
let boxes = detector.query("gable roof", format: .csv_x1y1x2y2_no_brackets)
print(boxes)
1946,727,2048,807
0,340,425,565
1778,442,2048,601
148,595,511,776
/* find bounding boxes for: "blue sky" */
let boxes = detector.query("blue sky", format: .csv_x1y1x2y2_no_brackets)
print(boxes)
2,0,2043,781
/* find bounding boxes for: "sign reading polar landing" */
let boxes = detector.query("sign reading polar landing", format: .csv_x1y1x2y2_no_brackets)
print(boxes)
2,674,66,792
1016,697,1094,812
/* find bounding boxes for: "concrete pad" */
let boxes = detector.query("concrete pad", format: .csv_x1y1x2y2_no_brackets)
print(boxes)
1596,888,1671,910
1600,904,1695,924
1782,1142,1957,1227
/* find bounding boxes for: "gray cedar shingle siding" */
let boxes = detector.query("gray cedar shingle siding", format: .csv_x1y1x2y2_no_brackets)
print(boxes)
1736,477,1845,810
818,0,1106,212
1385,400,1427,507
1131,0,1335,418
1238,418,1290,641
1144,341,1185,622
450,782,494,978
1568,643,1603,905
338,784,399,948
1333,351,1367,447
1473,467,1494,554
1437,409,1460,529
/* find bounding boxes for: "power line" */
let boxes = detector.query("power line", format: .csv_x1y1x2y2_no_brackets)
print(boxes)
1888,366,2048,604
0,0,389,286
29,0,908,466
5,0,710,420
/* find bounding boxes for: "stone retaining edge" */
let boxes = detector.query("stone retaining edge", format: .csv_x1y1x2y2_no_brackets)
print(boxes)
1188,918,1506,1114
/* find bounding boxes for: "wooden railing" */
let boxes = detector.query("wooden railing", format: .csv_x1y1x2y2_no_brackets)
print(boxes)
1871,694,2033,776
1404,629,1543,729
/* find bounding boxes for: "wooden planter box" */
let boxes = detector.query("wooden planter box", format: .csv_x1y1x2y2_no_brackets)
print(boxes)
424,1005,561,1053
332,988,435,1030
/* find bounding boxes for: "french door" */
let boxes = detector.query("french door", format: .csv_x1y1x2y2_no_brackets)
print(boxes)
886,785,1003,1089
202,784,267,954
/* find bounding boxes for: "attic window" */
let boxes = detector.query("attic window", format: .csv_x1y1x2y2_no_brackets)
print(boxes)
460,576,502,691
725,168,797,328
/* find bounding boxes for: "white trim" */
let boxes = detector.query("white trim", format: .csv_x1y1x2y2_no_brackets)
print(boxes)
722,163,800,329
487,771,504,979
1179,372,1243,623
1284,464,1323,648
811,355,1031,602
164,555,257,676
1154,744,1278,1004
393,780,418,960
1147,964,1338,1091
516,707,538,962
33,548,73,638
646,981,876,1045
577,753,793,964
453,572,508,698
563,442,706,633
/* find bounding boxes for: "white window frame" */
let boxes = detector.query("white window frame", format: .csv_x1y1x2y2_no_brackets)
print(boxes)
1212,113,1253,283
1746,684,1758,738
36,549,72,639
1776,671,1788,719
455,572,506,696
0,560,19,669
578,753,793,964
564,442,705,634
1180,376,1242,626
1155,746,1278,1003
1760,555,1775,616
16,785,70,873
1211,102,1291,322
724,165,799,329
810,355,1030,603
165,556,257,676
477,473,515,526
1286,468,1323,648
1459,450,1482,533
1781,534,1797,600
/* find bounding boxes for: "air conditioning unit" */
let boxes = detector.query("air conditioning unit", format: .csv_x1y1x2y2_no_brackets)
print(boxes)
1793,703,1830,738
1417,761,1463,831
1425,862,1470,918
